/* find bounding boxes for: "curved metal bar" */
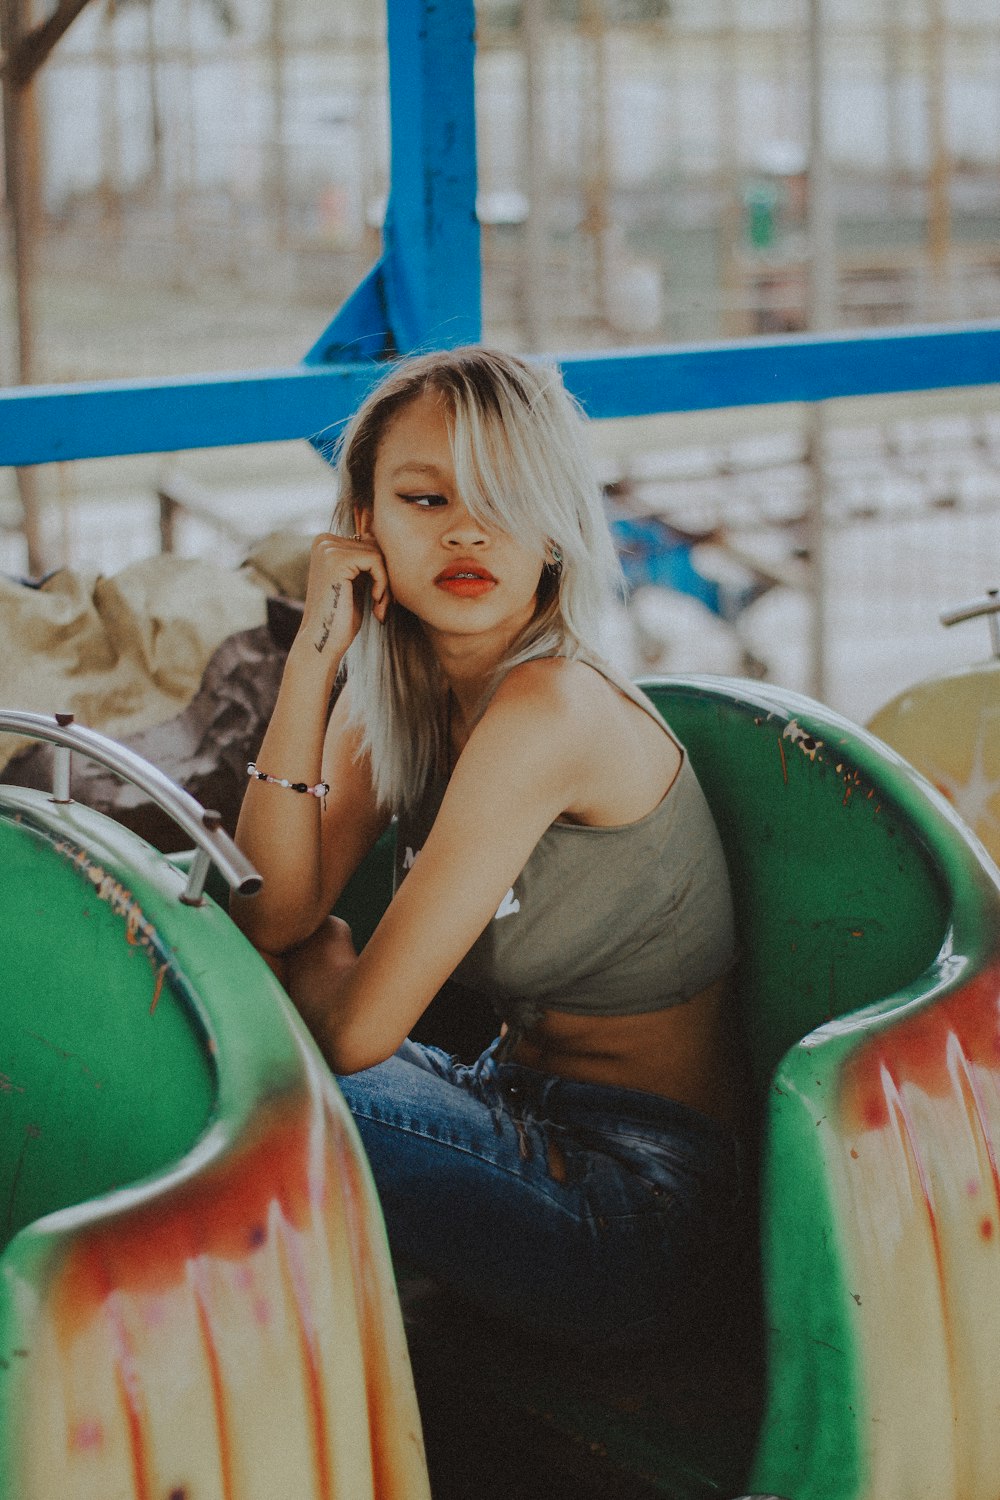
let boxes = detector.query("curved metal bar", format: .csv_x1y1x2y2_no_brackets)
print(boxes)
0,709,262,902
940,588,1000,659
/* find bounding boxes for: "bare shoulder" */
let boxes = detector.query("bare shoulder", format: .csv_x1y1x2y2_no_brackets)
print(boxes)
487,657,680,825
488,656,610,729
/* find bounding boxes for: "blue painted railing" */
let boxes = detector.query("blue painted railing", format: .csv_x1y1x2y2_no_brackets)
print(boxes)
1,0,998,471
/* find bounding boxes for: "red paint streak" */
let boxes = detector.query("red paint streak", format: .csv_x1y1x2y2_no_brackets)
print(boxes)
331,1109,404,1498
149,965,167,1016
883,1067,956,1369
842,959,1000,1133
981,1217,993,1240
190,1259,235,1500
948,1032,1000,1224
276,1217,332,1500
777,738,788,784
51,1091,314,1341
105,1291,151,1500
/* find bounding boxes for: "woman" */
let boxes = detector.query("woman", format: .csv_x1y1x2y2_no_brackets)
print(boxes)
232,346,745,1350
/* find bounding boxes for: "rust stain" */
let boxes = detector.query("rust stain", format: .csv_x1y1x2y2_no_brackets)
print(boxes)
53,840,158,959
51,838,180,1023
981,1218,994,1241
777,738,788,784
0,1073,25,1094
149,965,168,1017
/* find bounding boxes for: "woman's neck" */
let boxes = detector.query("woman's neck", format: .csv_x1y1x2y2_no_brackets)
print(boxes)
425,619,526,724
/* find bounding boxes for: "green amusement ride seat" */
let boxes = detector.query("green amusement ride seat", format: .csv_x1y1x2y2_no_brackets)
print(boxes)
0,714,429,1500
373,676,1000,1500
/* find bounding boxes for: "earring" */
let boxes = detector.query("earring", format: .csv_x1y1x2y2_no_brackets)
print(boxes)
547,546,563,572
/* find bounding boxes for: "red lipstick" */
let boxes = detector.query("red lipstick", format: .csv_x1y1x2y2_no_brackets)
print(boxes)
434,561,497,597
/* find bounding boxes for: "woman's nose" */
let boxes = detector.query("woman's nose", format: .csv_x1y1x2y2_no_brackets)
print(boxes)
442,507,489,547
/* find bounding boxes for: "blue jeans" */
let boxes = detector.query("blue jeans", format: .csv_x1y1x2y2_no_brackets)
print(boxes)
336,1037,748,1350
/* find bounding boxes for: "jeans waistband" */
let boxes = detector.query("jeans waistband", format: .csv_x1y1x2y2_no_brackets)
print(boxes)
477,1039,741,1154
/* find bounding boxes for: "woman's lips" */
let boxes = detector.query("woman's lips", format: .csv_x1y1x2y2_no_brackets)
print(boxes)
434,564,497,597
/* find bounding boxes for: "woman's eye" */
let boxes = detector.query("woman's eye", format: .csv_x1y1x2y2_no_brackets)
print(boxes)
400,492,447,508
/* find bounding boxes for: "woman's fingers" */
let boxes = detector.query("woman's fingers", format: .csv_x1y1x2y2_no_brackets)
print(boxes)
303,532,391,658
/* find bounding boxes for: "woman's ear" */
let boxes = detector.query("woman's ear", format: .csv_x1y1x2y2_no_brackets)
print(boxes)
353,505,373,539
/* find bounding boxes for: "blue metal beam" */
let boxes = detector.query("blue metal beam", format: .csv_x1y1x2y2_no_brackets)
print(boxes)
557,322,1000,419
304,0,481,365
0,364,386,467
3,324,999,468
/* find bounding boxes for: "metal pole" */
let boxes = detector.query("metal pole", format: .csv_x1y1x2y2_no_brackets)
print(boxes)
269,0,289,249
807,0,836,333
580,0,610,332
521,0,548,351
926,0,951,318
806,0,834,703
718,0,745,337
1,0,46,576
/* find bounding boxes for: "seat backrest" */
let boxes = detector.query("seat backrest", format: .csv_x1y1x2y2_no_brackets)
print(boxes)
642,677,950,1095
0,793,216,1250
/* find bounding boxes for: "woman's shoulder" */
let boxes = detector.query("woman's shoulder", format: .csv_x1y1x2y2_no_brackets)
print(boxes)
488,655,615,729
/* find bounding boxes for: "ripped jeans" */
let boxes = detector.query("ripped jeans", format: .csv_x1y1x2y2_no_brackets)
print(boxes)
335,1037,748,1350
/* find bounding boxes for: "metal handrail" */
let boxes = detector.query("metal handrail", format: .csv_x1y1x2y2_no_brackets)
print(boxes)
940,587,1000,659
0,710,262,904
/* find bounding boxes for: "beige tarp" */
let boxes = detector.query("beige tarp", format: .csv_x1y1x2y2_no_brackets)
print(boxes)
0,534,311,775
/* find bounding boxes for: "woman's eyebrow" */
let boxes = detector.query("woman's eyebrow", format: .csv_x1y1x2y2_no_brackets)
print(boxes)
389,461,446,480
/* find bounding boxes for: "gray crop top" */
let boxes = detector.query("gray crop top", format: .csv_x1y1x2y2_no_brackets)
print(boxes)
393,663,737,1047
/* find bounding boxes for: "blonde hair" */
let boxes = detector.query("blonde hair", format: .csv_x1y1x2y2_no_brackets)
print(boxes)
330,346,623,811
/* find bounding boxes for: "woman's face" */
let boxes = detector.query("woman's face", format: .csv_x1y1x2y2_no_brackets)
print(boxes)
364,389,547,652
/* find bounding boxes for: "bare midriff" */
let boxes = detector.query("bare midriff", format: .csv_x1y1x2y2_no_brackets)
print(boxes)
509,972,745,1129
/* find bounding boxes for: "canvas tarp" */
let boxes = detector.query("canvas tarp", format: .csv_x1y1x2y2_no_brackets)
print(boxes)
0,533,312,776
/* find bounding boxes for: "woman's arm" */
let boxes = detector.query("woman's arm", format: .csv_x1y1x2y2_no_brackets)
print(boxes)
289,662,592,1073
230,532,391,954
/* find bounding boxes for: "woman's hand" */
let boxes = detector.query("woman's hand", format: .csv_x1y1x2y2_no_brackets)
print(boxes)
285,916,360,1044
299,531,391,670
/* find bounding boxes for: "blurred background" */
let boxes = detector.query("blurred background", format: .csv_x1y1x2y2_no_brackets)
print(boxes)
2,0,999,722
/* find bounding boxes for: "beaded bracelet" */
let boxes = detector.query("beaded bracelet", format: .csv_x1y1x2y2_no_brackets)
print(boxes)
247,762,329,799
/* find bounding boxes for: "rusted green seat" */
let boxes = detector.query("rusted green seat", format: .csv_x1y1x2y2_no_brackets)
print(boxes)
337,675,1000,1500
0,764,428,1500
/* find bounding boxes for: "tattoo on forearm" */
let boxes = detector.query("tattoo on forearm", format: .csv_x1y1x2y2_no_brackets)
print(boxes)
314,582,342,653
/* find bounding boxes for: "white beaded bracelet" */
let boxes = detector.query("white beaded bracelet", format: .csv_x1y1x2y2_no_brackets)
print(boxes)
247,762,329,799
